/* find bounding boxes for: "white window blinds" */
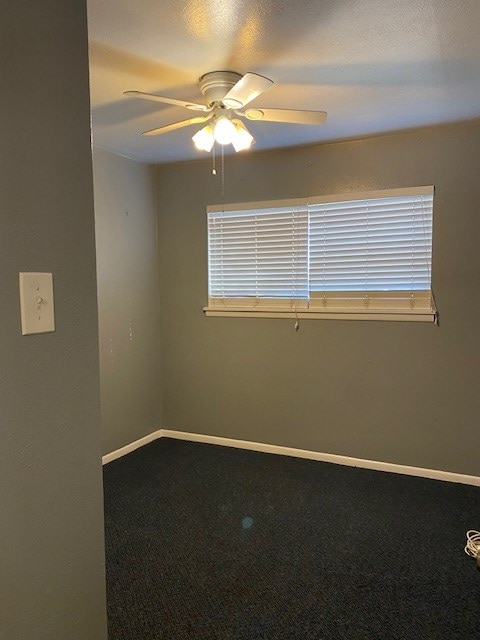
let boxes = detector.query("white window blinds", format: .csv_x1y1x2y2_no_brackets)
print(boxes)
206,186,435,321
308,192,433,293
208,204,308,300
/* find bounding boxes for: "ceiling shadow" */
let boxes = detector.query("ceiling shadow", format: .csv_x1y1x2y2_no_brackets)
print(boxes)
91,89,200,127
260,58,480,88
88,41,193,85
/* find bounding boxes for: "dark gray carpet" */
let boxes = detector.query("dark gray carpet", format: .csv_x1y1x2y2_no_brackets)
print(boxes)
104,438,480,639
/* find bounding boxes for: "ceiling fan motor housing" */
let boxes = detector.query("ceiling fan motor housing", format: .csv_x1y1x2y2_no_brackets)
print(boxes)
199,71,242,107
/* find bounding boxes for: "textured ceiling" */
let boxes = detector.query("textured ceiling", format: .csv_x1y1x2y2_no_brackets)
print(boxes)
87,0,480,164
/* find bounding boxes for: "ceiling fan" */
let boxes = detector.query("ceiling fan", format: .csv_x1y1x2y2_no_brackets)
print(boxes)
124,70,327,153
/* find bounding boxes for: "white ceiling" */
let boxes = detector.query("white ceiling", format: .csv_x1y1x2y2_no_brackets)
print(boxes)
87,0,480,164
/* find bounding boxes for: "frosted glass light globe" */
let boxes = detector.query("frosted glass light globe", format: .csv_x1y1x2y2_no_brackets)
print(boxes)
232,120,254,152
213,117,236,145
192,124,214,151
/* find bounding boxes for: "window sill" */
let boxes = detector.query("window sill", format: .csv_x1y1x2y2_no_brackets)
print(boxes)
203,307,437,323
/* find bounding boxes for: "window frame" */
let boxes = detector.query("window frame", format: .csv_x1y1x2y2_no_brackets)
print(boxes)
204,186,437,323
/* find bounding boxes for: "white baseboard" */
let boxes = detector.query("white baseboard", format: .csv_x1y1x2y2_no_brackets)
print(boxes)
103,428,480,487
102,430,162,465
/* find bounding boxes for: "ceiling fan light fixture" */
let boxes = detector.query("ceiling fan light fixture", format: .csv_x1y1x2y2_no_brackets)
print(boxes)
126,71,329,157
192,124,214,152
232,120,254,152
213,117,236,145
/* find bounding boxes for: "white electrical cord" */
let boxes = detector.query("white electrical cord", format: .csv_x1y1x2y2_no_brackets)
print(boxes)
464,530,480,558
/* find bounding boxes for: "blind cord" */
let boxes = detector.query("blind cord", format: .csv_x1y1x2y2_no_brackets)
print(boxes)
465,530,480,560
431,289,439,325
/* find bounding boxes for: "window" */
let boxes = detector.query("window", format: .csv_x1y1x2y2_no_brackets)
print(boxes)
205,186,436,322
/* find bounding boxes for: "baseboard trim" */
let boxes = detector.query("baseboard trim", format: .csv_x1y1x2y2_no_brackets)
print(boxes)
103,428,480,487
102,430,162,465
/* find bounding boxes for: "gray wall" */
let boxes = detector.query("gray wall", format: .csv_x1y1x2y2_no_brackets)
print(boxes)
156,121,480,476
0,2,107,638
93,148,161,455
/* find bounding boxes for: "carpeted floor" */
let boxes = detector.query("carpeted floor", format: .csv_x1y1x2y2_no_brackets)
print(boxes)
104,438,480,639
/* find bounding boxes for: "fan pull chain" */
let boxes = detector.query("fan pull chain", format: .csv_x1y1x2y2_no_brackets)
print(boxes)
221,145,225,203
212,143,216,175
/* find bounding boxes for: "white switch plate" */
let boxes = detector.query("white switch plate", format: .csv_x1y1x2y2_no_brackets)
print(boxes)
19,272,56,335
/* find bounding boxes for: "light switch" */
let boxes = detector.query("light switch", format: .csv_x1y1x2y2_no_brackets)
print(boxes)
19,272,55,335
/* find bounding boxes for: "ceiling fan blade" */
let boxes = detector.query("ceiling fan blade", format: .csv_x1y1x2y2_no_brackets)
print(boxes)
242,108,328,125
124,90,210,112
222,73,273,109
142,114,213,136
